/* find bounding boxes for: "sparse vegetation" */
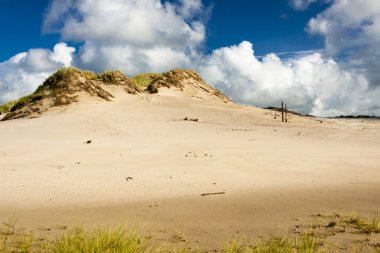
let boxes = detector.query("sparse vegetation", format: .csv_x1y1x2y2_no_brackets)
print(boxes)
36,67,97,94
0,93,44,115
222,233,321,253
1,66,229,120
1,222,151,253
311,213,380,235
1,213,380,253
52,227,149,253
343,214,380,234
98,70,125,84
131,73,163,89
0,100,18,114
1,67,116,120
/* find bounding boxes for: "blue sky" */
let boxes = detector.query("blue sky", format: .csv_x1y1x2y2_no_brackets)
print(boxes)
204,0,326,55
1,0,55,61
0,0,326,61
1,0,380,116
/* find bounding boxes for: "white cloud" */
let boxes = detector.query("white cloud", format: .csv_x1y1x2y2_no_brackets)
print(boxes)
44,0,206,75
307,0,380,101
199,41,380,116
0,43,75,104
50,43,75,67
288,0,324,10
308,0,380,56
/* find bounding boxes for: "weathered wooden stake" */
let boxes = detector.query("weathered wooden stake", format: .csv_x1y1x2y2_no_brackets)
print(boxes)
281,101,284,122
285,104,288,122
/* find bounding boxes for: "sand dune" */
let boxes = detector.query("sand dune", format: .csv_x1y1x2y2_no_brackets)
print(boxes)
1,73,380,249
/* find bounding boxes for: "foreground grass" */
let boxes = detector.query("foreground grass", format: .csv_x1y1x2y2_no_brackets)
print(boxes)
312,213,380,235
0,222,324,253
1,213,380,253
0,225,149,253
222,232,323,253
52,227,149,253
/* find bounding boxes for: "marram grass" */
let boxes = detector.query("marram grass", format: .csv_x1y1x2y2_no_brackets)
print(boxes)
52,227,149,253
2,212,380,252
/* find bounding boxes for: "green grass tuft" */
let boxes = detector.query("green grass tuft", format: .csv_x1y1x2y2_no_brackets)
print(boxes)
0,100,18,114
343,214,380,234
0,94,44,114
131,73,163,88
99,70,124,84
52,226,149,253
36,67,97,94
221,233,321,253
222,238,246,253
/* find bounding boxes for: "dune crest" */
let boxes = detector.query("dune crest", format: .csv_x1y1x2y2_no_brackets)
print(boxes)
1,68,229,121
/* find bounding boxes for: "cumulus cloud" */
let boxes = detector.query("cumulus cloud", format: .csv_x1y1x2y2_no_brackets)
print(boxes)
0,43,75,104
308,0,380,86
200,41,380,116
44,0,206,74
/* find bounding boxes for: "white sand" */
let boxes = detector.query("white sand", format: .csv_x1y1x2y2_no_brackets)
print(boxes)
1,86,379,247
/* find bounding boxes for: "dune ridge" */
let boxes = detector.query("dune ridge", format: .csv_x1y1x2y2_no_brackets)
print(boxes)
1,67,229,121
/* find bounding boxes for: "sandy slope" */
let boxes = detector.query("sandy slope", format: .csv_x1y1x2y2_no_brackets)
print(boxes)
1,86,380,248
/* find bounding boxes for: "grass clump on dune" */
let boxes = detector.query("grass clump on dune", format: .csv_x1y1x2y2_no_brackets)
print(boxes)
343,214,380,234
222,233,321,253
1,222,151,253
52,227,149,253
36,67,97,94
0,94,43,114
0,100,18,114
131,73,163,89
98,70,124,84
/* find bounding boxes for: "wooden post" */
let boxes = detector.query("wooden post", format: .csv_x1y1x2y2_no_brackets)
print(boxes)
285,104,288,122
281,101,284,122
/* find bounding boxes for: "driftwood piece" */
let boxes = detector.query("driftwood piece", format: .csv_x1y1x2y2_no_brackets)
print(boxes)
184,117,198,122
201,192,225,197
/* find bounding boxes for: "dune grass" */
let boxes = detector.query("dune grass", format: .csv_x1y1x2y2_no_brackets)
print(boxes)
2,216,380,253
0,230,322,253
0,217,324,253
342,214,380,234
0,67,202,116
52,227,149,253
98,70,124,84
222,232,321,253
1,224,151,253
0,93,42,114
36,67,97,94
0,100,17,114
131,73,163,89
